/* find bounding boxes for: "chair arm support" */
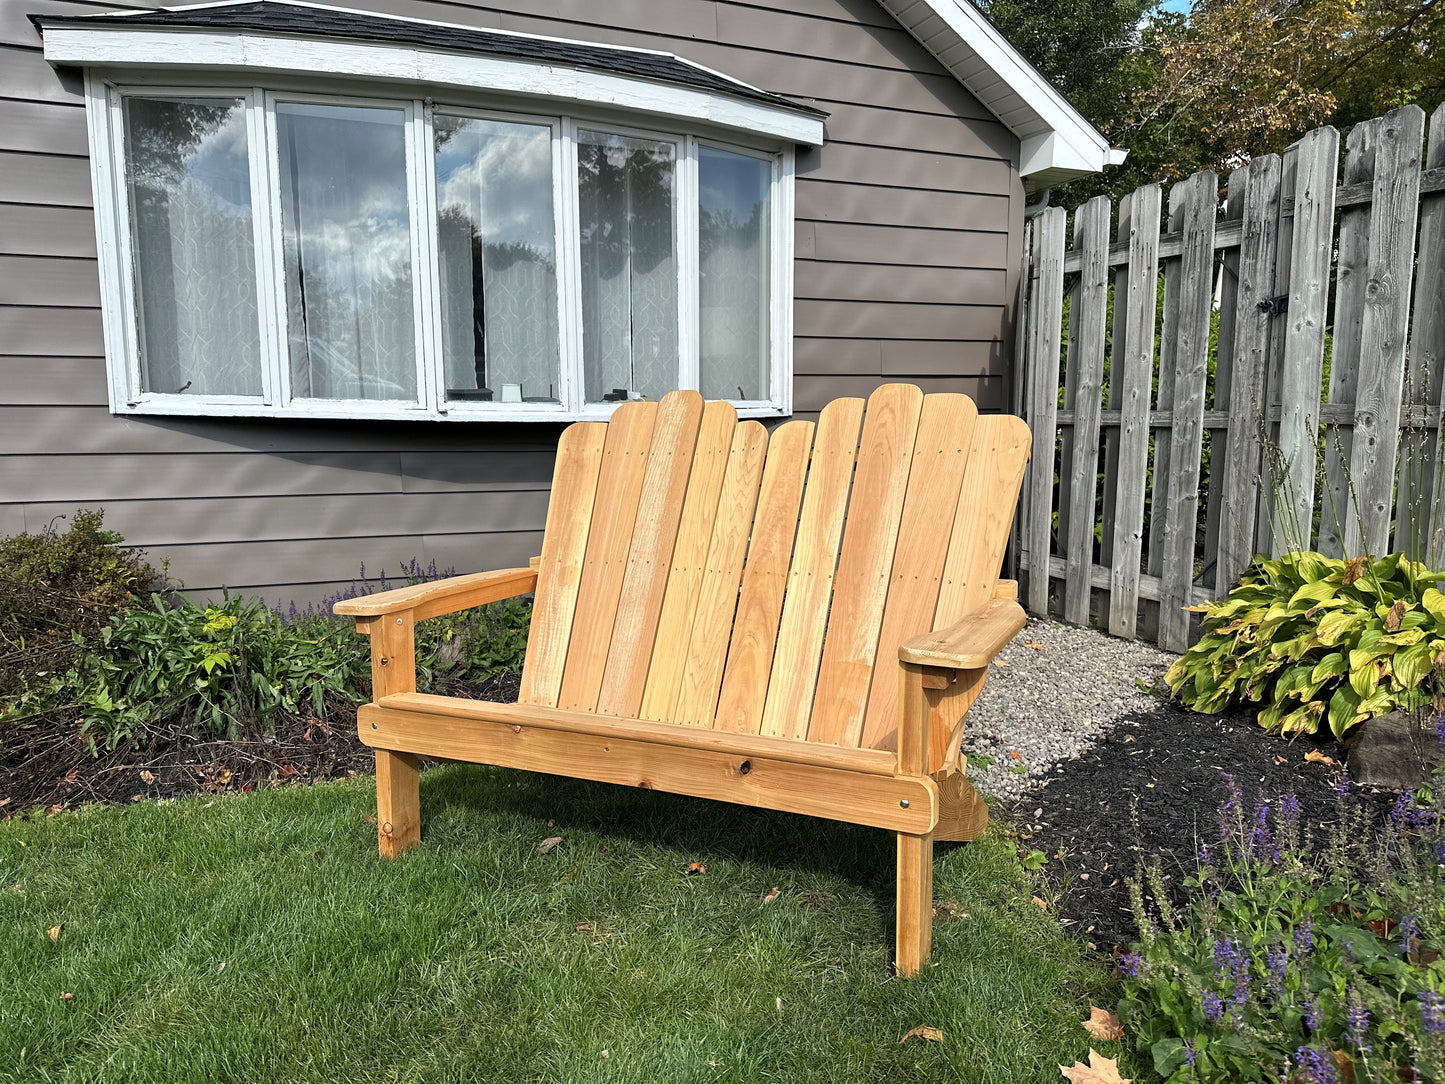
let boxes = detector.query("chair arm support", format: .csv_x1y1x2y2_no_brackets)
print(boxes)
333,567,537,623
897,598,1027,669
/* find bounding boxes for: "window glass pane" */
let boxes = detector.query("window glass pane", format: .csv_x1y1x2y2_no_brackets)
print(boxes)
577,129,677,404
434,114,559,405
123,96,261,397
277,102,416,402
698,146,770,402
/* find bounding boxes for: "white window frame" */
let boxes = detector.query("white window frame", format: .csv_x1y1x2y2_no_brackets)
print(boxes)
82,67,799,423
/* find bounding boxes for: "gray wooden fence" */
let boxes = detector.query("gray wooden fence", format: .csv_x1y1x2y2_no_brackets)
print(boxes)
1015,103,1445,652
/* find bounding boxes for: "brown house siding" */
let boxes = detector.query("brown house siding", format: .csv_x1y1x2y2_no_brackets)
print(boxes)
0,0,1024,600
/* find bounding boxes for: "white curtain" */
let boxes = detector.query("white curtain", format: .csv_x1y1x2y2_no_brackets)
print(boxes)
278,102,416,402
124,96,261,397
699,146,770,402
577,130,677,403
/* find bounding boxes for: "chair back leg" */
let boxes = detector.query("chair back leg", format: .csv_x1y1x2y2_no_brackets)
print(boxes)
376,750,421,858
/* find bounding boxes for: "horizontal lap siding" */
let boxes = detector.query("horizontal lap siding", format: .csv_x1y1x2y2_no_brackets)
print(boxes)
0,0,1020,601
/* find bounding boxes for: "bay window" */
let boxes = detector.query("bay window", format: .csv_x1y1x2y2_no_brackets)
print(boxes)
91,80,797,421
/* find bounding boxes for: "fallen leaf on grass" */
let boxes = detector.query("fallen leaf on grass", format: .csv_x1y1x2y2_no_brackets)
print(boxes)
59,992,73,1002
1082,1005,1123,1041
1059,1050,1129,1083
47,925,62,943
140,770,157,785
1304,750,1336,766
362,813,377,825
899,1026,944,1044
1032,896,1049,910
761,887,780,904
686,862,707,876
575,922,594,933
538,836,564,855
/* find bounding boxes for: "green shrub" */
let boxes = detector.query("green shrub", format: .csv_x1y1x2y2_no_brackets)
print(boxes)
1166,551,1445,738
1119,775,1445,1082
0,509,159,614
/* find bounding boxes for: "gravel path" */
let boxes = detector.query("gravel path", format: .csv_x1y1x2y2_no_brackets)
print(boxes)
964,617,1175,803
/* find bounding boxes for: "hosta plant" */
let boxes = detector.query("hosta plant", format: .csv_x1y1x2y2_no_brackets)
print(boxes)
1165,552,1445,737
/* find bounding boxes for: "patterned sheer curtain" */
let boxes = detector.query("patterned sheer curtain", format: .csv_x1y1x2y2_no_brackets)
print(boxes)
123,96,261,397
577,130,677,403
698,146,771,402
277,102,417,402
433,114,559,404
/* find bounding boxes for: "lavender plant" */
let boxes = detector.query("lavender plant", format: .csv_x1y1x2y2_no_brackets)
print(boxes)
1119,766,1445,1082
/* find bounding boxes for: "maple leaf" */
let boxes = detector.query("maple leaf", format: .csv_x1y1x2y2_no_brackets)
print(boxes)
140,770,157,785
538,836,563,855
1060,1050,1130,1083
47,924,62,943
1082,1004,1123,1041
1304,749,1336,766
900,1026,944,1043
761,887,780,904
686,861,708,876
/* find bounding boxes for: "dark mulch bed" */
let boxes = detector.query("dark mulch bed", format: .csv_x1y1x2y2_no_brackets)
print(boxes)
0,672,519,816
1007,702,1400,952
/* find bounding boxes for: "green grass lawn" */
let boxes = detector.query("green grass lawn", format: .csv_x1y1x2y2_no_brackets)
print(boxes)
1,766,1129,1083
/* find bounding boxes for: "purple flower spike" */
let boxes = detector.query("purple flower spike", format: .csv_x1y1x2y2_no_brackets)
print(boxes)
1295,915,1314,955
1346,990,1370,1053
1267,946,1288,995
1400,913,1419,956
1184,1042,1197,1068
1304,995,1322,1032
1295,1045,1340,1084
1203,991,1224,1024
1118,951,1142,978
1334,775,1351,797
1423,992,1445,1034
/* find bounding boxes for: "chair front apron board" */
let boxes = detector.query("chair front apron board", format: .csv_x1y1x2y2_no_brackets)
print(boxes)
335,383,1031,976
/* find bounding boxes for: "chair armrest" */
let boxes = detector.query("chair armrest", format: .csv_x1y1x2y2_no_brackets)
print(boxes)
898,598,1027,669
333,567,537,622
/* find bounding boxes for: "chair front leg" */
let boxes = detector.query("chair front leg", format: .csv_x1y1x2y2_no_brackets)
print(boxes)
896,661,935,976
360,611,419,857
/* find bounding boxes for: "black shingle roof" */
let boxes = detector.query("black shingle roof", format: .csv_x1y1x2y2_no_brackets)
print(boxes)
33,0,825,118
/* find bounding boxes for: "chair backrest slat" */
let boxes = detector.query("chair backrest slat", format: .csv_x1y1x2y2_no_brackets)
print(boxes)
668,420,768,726
638,400,739,722
856,394,979,751
758,397,866,740
556,399,658,713
712,419,814,734
806,384,924,746
527,386,1029,749
518,422,607,708
596,391,706,717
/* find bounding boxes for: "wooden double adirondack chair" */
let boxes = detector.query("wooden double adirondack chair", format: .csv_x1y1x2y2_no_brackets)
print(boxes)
336,383,1030,975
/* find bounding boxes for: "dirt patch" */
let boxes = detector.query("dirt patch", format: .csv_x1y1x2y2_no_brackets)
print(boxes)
0,672,519,816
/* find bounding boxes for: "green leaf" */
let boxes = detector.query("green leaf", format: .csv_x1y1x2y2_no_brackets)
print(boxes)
1151,1038,1188,1077
1422,587,1445,622
1310,652,1346,683
1329,685,1363,740
1317,609,1365,646
1349,658,1380,698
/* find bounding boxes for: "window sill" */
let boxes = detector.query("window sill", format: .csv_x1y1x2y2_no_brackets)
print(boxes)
111,397,791,424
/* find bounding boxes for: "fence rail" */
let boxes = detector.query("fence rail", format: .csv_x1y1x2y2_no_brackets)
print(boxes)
1016,103,1445,652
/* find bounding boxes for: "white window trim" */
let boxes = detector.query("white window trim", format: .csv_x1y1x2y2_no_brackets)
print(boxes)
81,69,798,422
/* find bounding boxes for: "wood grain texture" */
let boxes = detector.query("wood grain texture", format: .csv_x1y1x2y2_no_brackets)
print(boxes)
1404,103,1445,565
596,391,705,718
1345,105,1425,558
806,383,924,746
759,396,866,740
672,420,769,726
713,420,815,734
519,422,607,707
1158,171,1218,652
898,598,1028,668
1024,207,1066,617
557,400,658,713
1107,183,1161,638
894,662,934,977
359,702,938,834
853,393,977,751
333,567,536,620
638,399,738,722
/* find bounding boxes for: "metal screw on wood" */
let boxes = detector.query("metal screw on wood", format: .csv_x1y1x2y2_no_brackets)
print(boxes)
900,799,910,808
371,722,378,729
396,618,403,625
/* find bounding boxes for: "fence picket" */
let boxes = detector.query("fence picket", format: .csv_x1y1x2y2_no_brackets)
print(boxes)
1098,193,1133,575
1107,183,1162,639
1158,172,1218,652
1404,104,1445,568
1025,207,1067,616
1216,154,1282,593
1273,127,1339,554
1147,195,1185,584
1063,196,1110,626
1319,121,1378,557
1202,170,1244,588
1344,105,1426,558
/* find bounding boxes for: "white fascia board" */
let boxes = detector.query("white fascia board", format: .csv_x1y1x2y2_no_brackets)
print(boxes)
40,26,825,146
879,0,1122,179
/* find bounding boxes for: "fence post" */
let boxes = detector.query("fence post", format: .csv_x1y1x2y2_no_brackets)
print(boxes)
1345,105,1425,558
1403,103,1445,567
1108,183,1162,638
1216,154,1282,594
1024,207,1066,616
1158,171,1218,652
1272,126,1339,554
1063,196,1110,626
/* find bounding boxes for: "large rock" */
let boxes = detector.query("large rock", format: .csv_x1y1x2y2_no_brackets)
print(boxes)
1347,712,1445,791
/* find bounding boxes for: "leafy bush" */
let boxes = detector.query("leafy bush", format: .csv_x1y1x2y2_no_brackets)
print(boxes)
80,592,369,749
1166,551,1445,737
0,509,160,614
1120,772,1445,1082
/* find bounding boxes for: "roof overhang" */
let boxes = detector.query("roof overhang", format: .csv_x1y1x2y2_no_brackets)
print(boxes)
34,0,827,147
876,0,1127,189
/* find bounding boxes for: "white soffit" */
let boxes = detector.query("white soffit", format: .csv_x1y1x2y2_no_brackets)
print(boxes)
876,0,1127,186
